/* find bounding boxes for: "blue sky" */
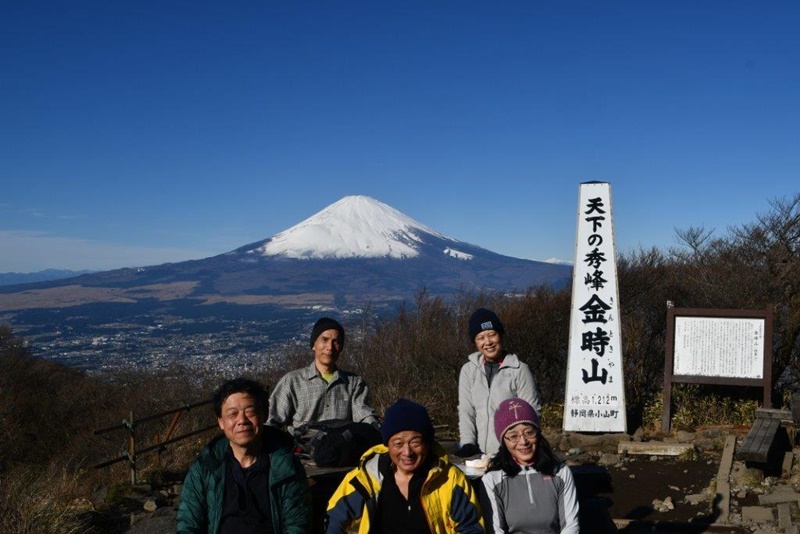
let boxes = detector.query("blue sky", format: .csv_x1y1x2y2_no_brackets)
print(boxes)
1,1,798,272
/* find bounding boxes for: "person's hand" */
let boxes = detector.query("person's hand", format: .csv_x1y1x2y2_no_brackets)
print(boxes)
454,443,481,457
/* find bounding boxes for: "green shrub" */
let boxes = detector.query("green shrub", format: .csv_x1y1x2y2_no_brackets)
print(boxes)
540,402,564,431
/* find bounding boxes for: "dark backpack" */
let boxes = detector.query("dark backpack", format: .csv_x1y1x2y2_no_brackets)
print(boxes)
303,419,382,468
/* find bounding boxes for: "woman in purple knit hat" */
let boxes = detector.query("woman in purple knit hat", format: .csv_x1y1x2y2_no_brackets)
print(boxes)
481,397,579,533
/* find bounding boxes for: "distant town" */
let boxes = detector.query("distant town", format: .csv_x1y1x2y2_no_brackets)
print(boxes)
15,310,313,375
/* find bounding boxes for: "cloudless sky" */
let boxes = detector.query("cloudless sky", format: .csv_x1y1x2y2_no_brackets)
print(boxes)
1,1,798,272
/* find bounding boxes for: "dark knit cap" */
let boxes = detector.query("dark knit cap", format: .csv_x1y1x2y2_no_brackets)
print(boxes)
468,308,505,341
494,397,540,442
309,317,345,348
380,398,435,445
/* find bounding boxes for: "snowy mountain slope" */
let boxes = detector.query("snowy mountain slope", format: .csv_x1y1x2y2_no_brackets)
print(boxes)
243,195,465,260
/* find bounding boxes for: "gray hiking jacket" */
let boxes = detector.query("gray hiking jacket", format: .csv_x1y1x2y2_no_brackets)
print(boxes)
457,352,541,454
481,463,579,533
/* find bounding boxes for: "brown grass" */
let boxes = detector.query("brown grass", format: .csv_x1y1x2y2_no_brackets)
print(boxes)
0,281,200,311
0,462,90,534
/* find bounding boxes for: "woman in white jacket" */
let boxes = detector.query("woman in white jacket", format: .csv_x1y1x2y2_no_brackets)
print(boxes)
456,308,541,457
481,397,579,534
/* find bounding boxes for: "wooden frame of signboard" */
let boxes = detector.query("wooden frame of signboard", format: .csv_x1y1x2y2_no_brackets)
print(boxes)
661,306,773,434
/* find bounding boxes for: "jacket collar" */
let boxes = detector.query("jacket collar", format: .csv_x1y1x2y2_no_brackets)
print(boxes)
358,441,451,483
468,351,519,368
302,360,340,381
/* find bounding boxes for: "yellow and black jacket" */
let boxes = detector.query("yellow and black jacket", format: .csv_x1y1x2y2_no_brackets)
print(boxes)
325,442,484,533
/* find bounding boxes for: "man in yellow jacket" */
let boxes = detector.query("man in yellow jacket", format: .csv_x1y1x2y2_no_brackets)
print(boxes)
325,398,484,533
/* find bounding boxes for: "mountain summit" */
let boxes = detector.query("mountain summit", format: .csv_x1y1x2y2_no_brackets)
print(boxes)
244,195,454,260
0,196,572,371
0,196,572,311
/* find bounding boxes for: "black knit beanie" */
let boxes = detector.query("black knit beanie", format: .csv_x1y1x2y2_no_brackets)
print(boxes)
309,317,345,348
468,308,505,341
381,398,435,445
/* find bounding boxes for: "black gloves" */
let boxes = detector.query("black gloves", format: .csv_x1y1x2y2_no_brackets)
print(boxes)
454,443,481,457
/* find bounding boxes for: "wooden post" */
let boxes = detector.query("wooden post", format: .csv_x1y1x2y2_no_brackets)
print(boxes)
127,410,136,486
662,305,676,434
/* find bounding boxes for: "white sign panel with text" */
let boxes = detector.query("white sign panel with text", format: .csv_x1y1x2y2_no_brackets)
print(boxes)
563,182,626,432
673,316,764,378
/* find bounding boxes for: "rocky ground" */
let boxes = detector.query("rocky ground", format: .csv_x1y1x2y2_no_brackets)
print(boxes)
84,426,800,533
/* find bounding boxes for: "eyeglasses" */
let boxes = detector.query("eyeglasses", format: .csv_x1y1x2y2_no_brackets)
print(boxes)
388,437,426,451
504,428,538,444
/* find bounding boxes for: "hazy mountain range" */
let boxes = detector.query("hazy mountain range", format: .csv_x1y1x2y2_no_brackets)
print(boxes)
0,269,93,287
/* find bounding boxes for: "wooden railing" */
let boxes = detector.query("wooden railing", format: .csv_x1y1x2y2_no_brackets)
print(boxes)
93,399,217,485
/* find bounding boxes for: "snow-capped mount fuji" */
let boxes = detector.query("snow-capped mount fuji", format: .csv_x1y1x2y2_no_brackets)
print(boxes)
0,195,572,368
0,196,572,312
207,194,570,303
240,195,473,261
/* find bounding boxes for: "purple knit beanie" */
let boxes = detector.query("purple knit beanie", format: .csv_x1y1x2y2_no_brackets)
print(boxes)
494,397,540,442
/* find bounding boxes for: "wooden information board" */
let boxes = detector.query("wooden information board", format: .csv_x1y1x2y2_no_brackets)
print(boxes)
661,306,773,433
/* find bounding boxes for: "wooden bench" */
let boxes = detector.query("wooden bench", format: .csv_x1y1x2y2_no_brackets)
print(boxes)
736,408,792,464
